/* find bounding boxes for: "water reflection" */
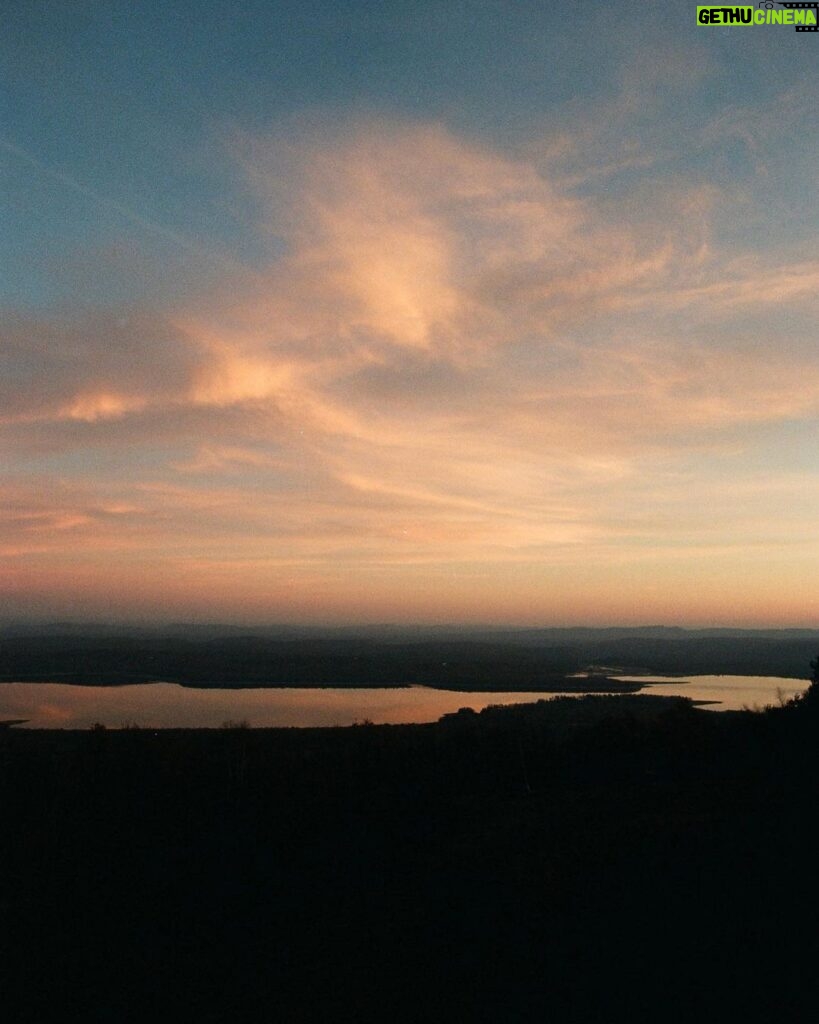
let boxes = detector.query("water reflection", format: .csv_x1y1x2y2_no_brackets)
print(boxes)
0,675,809,728
0,682,567,729
623,674,808,712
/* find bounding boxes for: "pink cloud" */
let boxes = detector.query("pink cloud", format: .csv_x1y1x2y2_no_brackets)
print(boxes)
2,121,818,623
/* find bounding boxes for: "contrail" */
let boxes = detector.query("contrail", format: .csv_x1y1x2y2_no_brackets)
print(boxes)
0,135,247,273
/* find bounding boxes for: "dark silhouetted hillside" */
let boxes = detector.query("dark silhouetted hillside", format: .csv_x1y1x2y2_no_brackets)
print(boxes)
2,672,819,1021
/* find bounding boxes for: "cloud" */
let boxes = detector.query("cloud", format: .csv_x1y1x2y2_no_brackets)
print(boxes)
2,120,818,622
0,310,197,424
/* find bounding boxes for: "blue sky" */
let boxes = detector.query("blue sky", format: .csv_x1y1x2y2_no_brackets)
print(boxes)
2,1,818,624
5,0,816,307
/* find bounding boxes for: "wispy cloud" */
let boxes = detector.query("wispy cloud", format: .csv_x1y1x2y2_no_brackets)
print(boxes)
2,121,818,623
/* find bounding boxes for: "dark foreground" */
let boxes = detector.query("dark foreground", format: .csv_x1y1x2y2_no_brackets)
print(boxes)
2,692,819,1022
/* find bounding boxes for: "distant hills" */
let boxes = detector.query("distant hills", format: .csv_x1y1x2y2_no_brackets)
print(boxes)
2,621,818,641
0,623,817,687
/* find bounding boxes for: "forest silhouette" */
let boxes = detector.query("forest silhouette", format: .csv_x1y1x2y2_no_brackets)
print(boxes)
1,654,818,1020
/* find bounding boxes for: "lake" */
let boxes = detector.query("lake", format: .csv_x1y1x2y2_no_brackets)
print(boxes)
0,674,809,728
623,674,808,711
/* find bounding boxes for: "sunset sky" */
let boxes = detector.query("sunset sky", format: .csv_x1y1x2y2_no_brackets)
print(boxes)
2,1,818,626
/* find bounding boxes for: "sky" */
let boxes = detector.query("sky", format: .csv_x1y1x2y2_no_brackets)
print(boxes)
2,0,818,627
